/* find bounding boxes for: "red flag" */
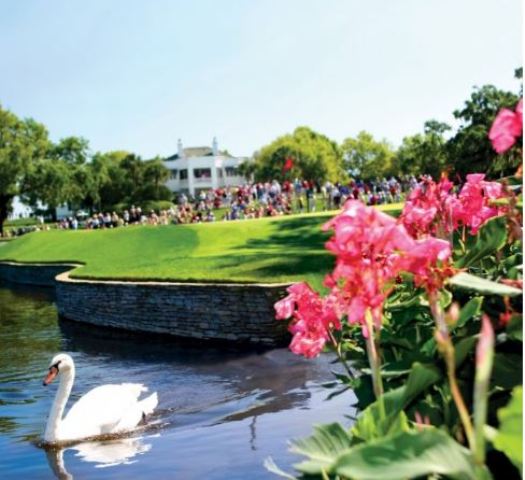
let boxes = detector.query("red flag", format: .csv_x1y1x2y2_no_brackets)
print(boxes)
283,156,294,172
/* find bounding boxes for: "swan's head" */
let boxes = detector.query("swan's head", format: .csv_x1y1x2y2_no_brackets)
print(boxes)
43,353,74,386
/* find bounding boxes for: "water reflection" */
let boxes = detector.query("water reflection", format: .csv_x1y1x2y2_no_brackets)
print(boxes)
56,318,318,426
45,435,153,479
0,281,354,479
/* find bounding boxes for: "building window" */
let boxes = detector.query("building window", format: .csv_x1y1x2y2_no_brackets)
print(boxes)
225,167,238,177
194,168,211,179
180,169,188,180
217,168,223,178
170,169,178,180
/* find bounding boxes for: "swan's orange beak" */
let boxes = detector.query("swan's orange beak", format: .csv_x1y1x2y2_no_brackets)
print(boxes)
43,366,58,386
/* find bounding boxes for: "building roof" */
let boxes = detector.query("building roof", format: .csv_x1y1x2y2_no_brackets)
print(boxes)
165,146,233,161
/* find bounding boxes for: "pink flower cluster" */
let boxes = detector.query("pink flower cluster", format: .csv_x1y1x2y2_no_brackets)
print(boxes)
275,200,452,357
453,174,506,234
400,175,456,238
401,174,507,236
489,99,523,154
275,282,340,358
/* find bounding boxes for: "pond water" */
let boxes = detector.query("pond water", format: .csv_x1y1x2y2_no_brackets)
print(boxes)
0,282,356,479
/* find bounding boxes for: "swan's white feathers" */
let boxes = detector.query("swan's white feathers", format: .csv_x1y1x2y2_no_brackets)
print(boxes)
44,353,158,443
58,383,154,440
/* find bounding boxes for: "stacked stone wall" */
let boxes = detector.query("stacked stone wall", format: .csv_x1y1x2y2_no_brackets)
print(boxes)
0,262,290,346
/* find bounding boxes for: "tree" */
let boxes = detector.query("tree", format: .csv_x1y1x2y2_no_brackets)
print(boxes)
87,151,129,211
23,159,73,216
396,120,451,179
85,151,171,212
0,105,50,234
341,131,396,180
237,158,256,181
140,157,171,202
51,136,89,165
446,84,520,178
21,135,92,219
253,126,344,182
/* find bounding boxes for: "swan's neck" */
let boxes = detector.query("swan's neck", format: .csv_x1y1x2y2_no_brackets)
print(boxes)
44,366,75,443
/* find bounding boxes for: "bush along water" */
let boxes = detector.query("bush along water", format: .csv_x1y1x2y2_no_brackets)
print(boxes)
267,99,523,480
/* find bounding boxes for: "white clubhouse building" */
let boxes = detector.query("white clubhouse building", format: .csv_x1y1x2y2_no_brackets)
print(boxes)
164,138,248,196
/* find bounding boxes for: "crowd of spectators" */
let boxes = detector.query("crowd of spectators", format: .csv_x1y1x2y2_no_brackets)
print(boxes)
44,176,417,231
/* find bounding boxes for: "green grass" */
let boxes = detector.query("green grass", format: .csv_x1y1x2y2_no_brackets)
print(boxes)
0,204,403,289
5,217,40,227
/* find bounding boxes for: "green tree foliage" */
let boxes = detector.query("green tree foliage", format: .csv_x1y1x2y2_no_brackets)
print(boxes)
0,104,50,233
87,151,171,212
396,120,451,179
446,84,520,178
139,157,172,203
253,126,344,182
22,135,91,218
51,136,89,165
341,131,396,180
237,158,257,181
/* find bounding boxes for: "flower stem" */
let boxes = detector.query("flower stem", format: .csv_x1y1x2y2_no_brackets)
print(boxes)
364,310,385,420
473,315,495,465
429,291,475,450
327,328,355,380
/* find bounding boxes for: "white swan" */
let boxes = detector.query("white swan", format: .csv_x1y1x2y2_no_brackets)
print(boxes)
42,353,158,444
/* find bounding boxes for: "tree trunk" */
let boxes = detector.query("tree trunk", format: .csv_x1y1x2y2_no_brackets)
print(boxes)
0,195,13,237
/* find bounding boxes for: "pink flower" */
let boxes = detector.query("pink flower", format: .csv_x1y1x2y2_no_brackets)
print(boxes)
400,237,453,292
400,176,456,238
289,331,326,358
275,200,455,358
323,201,418,332
274,282,340,358
274,282,311,320
274,295,295,320
453,174,507,234
489,99,523,154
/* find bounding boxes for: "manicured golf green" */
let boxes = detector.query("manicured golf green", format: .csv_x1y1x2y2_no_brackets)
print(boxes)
0,204,402,290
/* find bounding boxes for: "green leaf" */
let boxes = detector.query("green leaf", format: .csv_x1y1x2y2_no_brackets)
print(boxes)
493,386,523,473
506,314,523,342
352,363,441,441
455,297,483,329
456,216,507,268
454,336,477,368
334,429,491,480
449,272,522,297
492,353,523,390
290,423,352,475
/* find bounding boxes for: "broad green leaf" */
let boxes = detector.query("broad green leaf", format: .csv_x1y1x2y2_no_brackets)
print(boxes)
454,336,477,368
352,363,441,441
456,216,507,268
290,423,352,474
506,314,523,342
334,429,492,480
449,272,522,297
493,386,522,473
400,362,441,406
420,337,437,356
352,405,409,442
455,297,483,329
492,353,523,390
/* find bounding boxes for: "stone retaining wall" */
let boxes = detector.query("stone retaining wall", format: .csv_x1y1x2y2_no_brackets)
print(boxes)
0,261,78,287
0,261,291,346
55,273,291,346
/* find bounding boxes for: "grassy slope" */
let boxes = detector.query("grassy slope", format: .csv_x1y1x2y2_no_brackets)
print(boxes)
0,204,402,289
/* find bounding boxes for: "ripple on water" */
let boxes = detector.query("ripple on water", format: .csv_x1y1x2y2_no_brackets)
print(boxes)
0,281,355,479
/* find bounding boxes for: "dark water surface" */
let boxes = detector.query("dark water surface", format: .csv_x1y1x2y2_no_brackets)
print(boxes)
0,282,355,479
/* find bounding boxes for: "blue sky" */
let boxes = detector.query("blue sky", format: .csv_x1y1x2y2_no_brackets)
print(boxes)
0,0,521,158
